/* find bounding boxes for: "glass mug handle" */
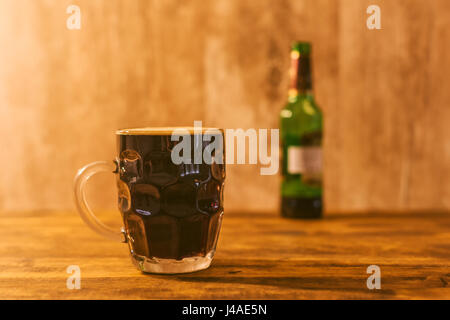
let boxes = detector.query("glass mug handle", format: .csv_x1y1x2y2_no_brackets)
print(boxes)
73,161,126,242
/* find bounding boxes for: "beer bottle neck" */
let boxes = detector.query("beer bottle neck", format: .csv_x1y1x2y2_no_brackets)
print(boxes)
288,51,313,100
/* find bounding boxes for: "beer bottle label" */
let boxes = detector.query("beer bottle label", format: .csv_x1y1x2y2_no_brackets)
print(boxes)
287,146,322,177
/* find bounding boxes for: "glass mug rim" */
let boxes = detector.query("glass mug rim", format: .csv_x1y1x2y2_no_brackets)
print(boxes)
116,127,224,136
74,127,225,274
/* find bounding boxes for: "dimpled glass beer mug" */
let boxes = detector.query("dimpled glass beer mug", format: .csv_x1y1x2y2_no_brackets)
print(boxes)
74,127,225,274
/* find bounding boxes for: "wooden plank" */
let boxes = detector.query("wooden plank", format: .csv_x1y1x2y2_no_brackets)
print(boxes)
0,210,448,299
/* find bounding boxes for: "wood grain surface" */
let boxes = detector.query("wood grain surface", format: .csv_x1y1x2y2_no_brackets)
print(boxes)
0,210,449,299
0,0,448,214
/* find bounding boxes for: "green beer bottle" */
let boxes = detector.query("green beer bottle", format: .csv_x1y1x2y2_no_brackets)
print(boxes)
280,42,323,219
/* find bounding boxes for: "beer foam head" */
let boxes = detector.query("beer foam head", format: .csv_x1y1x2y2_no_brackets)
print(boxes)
116,127,223,135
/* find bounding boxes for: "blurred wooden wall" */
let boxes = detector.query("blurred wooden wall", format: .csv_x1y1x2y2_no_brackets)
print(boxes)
0,0,448,214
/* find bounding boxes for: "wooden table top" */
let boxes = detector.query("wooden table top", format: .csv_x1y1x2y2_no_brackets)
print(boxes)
1,210,449,299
